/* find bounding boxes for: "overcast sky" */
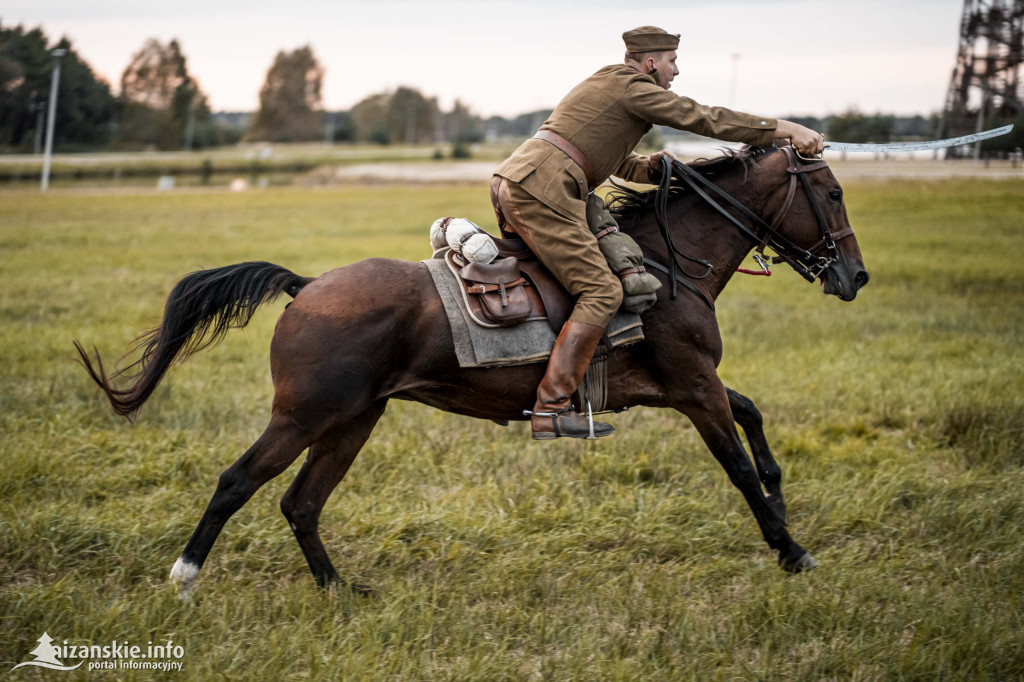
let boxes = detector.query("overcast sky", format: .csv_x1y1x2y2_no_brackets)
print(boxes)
5,0,964,119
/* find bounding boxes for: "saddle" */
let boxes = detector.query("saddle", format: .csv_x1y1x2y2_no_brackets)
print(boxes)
446,236,572,333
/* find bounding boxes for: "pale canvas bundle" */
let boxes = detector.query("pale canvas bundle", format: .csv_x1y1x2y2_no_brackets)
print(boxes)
429,217,499,264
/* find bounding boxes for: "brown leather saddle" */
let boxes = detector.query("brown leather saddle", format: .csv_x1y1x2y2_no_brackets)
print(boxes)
447,236,571,333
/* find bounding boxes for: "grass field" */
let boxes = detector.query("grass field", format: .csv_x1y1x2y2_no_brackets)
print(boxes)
1,176,1023,680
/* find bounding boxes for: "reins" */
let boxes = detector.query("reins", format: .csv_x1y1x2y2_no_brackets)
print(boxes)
642,158,717,310
642,148,855,309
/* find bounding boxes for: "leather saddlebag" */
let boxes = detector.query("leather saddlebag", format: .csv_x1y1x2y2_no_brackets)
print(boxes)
457,254,533,327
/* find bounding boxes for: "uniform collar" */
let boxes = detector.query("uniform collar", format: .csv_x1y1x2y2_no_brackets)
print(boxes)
612,63,657,84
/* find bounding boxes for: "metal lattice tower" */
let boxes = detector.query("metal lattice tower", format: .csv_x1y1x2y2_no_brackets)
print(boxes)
938,0,1023,156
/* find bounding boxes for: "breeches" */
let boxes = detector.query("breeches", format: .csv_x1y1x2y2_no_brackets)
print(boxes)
489,176,622,327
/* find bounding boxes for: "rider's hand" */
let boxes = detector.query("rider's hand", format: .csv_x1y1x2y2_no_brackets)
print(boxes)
776,120,824,156
647,150,677,180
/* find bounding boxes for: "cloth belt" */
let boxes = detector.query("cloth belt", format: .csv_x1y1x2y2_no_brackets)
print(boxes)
532,130,598,193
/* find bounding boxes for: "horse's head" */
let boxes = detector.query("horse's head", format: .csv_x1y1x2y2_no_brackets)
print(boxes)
758,146,869,301
609,147,869,304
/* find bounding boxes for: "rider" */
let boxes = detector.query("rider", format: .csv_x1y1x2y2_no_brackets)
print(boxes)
490,25,825,440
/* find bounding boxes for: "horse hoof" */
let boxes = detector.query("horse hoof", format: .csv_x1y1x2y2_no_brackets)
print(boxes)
781,551,818,574
169,557,200,598
323,579,374,596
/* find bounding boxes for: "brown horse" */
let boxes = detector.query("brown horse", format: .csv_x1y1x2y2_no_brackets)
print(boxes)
75,145,868,595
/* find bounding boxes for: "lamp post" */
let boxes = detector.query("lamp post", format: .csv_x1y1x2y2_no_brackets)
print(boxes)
32,98,46,155
41,48,67,192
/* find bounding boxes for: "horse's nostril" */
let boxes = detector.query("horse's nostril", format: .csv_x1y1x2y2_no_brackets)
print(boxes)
855,270,870,290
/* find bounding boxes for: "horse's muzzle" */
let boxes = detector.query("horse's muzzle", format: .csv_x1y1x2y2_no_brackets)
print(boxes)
821,265,869,301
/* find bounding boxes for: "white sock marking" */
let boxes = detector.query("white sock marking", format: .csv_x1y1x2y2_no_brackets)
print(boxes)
169,558,200,596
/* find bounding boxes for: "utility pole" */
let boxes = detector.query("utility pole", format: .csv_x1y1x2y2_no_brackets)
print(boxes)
41,48,67,191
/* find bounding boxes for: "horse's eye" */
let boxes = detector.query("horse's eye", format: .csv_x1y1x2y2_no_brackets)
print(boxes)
829,190,842,202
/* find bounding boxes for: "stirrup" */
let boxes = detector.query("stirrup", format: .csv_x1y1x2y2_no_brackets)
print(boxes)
585,397,595,440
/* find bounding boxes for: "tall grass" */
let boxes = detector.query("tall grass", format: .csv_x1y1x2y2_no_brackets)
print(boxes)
1,179,1022,679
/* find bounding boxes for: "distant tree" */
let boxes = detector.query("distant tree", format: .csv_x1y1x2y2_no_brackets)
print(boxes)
0,23,116,151
785,116,825,133
249,45,324,142
493,109,552,137
348,87,438,145
387,87,437,145
892,114,935,139
350,92,390,144
439,99,482,144
827,109,894,143
324,110,355,143
118,38,208,149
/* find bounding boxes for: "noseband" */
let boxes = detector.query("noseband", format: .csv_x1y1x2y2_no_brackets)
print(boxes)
646,148,855,308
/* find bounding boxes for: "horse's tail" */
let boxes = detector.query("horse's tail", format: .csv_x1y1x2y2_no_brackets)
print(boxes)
74,261,313,422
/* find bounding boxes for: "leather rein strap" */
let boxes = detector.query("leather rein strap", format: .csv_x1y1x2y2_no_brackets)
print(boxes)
668,155,818,282
642,148,856,309
533,130,598,192
667,150,854,284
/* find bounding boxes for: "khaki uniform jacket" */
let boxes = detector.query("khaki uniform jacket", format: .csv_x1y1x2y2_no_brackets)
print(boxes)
495,64,778,220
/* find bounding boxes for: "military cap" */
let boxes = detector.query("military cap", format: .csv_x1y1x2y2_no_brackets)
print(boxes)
622,26,680,53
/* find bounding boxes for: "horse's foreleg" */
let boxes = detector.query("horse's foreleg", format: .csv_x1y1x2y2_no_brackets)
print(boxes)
169,415,313,595
279,400,387,592
726,387,787,526
680,381,815,573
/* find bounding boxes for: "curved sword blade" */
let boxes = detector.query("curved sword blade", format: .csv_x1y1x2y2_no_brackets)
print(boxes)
825,124,1014,153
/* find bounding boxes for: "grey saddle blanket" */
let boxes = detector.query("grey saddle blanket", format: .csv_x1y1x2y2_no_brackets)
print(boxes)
422,255,644,368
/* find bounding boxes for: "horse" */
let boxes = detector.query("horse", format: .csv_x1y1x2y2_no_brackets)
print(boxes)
75,145,869,595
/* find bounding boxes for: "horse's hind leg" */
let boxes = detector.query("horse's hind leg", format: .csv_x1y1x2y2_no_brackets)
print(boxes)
280,400,387,591
727,387,787,525
169,414,313,595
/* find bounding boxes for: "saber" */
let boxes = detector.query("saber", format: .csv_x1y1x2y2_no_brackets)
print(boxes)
824,124,1014,153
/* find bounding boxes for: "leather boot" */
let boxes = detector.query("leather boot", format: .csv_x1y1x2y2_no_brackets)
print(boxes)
531,320,614,440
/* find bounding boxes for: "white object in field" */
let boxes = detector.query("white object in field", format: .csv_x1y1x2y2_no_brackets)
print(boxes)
461,232,499,264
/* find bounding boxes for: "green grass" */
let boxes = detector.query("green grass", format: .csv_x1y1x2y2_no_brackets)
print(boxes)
1,178,1023,680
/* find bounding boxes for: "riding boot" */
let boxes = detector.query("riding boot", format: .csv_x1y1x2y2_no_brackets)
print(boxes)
531,320,615,440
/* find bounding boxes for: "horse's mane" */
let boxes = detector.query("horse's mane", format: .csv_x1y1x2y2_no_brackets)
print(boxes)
606,145,781,225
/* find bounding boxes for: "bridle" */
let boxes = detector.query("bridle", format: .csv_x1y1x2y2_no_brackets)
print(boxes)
643,147,856,309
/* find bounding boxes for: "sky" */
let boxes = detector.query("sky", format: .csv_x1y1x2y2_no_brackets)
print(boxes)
4,0,965,119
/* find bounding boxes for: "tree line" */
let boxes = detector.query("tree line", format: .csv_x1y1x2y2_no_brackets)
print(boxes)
7,21,1017,154
0,23,498,152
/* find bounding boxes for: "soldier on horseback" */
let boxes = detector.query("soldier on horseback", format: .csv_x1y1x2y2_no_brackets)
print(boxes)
491,25,825,440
